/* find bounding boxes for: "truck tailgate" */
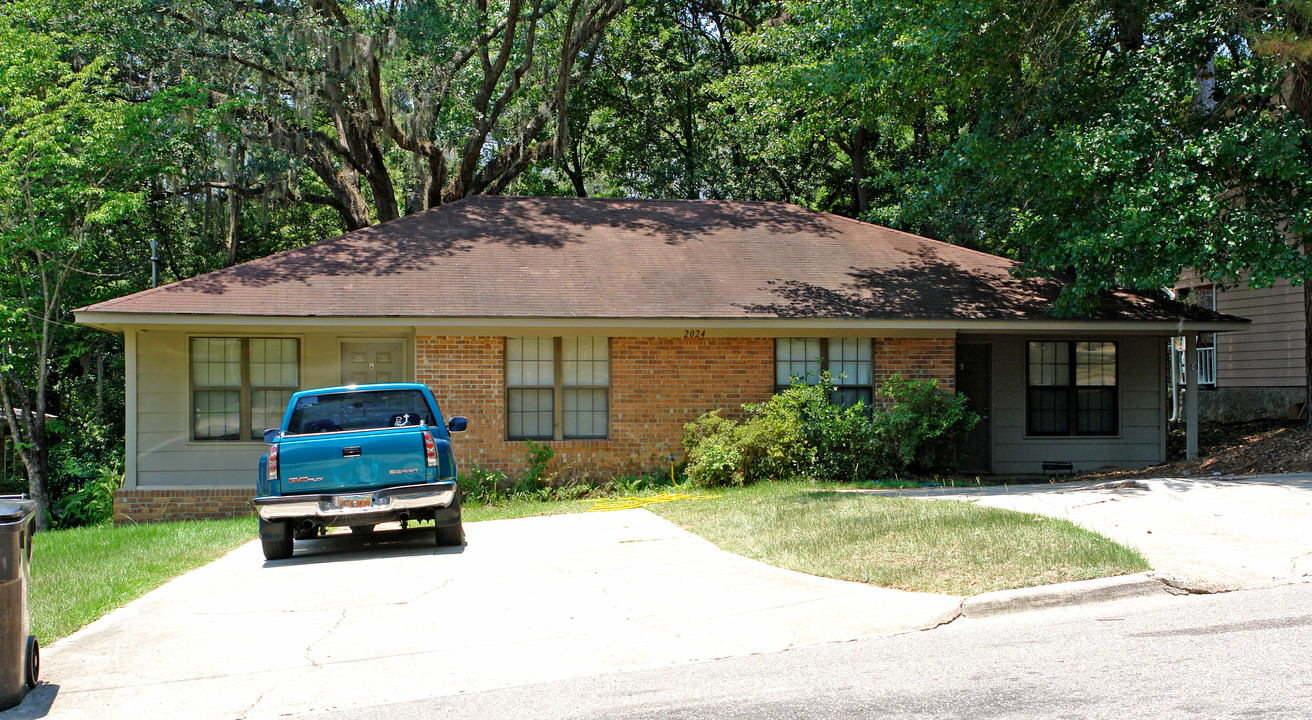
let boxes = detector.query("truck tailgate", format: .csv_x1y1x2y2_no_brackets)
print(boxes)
277,427,427,494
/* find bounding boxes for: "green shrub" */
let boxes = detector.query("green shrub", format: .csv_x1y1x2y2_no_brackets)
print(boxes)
874,373,979,474
682,374,978,486
52,464,122,528
460,465,511,504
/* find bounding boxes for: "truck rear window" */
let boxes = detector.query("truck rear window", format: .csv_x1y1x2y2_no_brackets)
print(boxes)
285,389,438,435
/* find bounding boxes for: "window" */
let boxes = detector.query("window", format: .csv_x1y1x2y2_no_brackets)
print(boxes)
775,337,873,407
1026,341,1117,436
506,337,609,440
191,337,299,441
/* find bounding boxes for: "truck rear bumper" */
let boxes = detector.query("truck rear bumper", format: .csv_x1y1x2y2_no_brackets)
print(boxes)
253,481,458,524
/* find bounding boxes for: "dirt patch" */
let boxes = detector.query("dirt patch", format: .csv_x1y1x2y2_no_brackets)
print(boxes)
1075,420,1312,480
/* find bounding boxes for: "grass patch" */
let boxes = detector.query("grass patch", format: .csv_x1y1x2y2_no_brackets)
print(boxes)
30,516,257,642
463,497,598,522
649,481,1149,595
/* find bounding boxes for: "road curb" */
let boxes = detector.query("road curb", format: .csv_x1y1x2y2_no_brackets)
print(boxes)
960,573,1167,619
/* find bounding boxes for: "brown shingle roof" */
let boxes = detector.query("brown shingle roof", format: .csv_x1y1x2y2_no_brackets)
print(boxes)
78,196,1238,325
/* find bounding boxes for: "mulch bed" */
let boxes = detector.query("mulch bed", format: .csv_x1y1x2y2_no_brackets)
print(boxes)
1074,420,1312,480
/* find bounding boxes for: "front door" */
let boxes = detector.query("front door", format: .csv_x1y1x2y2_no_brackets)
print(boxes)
955,343,992,474
341,341,404,385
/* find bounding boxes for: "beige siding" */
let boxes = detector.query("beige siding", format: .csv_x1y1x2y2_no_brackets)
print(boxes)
1215,279,1303,387
1184,276,1305,388
131,328,414,490
979,335,1166,474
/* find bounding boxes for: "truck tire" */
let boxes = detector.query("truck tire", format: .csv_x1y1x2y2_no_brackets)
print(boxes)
349,524,376,534
260,519,294,561
435,520,463,547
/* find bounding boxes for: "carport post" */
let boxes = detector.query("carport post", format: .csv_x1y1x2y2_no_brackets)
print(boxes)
1185,332,1199,460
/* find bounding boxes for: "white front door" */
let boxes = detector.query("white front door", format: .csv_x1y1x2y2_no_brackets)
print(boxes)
341,341,404,385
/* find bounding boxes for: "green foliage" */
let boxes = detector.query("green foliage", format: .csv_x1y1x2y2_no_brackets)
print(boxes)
457,465,512,505
521,439,555,489
51,463,121,528
683,375,978,487
0,16,149,523
874,374,979,474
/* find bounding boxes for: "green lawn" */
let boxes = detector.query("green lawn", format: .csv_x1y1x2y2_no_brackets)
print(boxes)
29,516,256,642
648,481,1149,595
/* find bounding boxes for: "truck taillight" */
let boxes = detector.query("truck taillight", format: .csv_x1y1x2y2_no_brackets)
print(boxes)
422,430,438,468
268,443,279,481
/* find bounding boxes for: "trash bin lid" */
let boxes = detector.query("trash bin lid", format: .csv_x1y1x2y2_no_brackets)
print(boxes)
0,499,37,523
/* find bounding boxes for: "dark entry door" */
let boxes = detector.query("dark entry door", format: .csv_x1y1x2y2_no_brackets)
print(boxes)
955,343,992,474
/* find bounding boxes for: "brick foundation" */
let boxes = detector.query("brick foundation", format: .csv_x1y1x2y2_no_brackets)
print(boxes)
114,488,255,525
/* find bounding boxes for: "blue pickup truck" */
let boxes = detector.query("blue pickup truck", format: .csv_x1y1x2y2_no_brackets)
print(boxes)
253,383,467,561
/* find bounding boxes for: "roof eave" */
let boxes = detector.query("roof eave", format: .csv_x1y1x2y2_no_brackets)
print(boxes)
73,311,1248,336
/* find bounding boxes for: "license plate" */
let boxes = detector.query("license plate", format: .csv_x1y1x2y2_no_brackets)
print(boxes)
335,495,372,510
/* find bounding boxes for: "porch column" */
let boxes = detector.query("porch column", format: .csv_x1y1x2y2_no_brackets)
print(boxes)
124,328,138,490
1185,331,1199,460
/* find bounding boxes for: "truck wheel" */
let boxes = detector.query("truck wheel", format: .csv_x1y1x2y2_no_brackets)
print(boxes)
260,519,294,561
435,521,463,547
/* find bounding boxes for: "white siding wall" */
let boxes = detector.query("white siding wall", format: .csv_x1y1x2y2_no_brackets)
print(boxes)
131,328,412,489
984,335,1166,474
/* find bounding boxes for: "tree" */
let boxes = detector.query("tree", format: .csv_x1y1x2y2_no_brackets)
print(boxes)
0,20,144,528
95,0,632,231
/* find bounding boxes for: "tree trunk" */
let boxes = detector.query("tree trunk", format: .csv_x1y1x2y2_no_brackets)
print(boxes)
224,190,241,267
851,126,870,215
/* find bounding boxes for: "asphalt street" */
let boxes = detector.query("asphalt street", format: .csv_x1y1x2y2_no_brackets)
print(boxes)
299,582,1312,720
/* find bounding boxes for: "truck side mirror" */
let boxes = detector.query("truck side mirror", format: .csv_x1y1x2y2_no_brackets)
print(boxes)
263,429,282,444
447,417,467,433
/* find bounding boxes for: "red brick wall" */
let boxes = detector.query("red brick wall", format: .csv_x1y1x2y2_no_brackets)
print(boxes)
417,336,777,479
417,335,958,479
875,337,956,405
114,489,255,525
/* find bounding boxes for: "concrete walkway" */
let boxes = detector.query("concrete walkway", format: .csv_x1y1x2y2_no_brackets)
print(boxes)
881,474,1312,592
10,510,961,720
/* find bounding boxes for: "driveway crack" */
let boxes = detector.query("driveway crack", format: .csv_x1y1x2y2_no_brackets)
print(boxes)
304,608,350,669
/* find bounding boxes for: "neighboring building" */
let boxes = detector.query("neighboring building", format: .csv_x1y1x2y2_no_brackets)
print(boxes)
1174,273,1305,423
76,197,1243,523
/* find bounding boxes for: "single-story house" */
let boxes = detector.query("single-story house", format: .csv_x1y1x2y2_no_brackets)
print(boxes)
75,197,1245,523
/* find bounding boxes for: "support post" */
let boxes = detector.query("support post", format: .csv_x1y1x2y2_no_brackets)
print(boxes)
1185,332,1199,461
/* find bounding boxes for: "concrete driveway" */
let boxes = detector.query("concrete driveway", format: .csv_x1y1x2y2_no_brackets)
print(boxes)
885,474,1312,592
11,509,961,720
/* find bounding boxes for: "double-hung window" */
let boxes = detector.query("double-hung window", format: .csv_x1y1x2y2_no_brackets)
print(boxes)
191,337,299,442
506,337,610,440
775,338,874,407
1026,341,1117,436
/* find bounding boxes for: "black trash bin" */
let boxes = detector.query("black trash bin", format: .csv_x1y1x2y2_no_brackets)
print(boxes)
0,497,38,711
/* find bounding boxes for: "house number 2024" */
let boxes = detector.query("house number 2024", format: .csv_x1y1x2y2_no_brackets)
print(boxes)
683,329,707,338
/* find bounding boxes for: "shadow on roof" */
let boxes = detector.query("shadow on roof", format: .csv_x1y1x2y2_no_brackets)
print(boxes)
740,245,1189,321
156,197,837,295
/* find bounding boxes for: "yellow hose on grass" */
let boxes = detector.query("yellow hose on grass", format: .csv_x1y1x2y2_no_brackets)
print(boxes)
584,491,719,512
